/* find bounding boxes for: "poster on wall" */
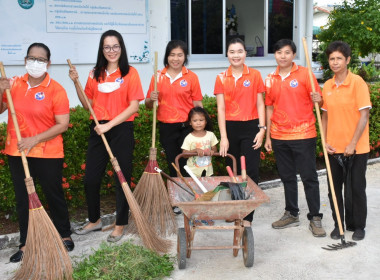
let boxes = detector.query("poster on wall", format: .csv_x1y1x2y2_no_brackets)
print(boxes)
0,0,149,65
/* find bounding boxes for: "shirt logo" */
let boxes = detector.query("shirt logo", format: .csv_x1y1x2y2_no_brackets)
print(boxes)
35,92,45,101
243,80,251,87
180,79,188,87
115,77,124,84
18,0,34,9
290,79,298,88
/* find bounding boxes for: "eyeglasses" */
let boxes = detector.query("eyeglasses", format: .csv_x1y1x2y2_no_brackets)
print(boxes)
26,56,48,64
103,45,121,53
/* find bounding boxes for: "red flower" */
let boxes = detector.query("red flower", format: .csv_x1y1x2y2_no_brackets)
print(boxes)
68,123,73,128
0,149,5,155
68,195,73,200
107,170,113,176
62,177,67,182
319,152,323,157
0,159,5,166
81,163,86,170
63,162,68,168
3,196,6,200
62,182,70,189
70,175,76,180
107,183,112,188
70,108,77,112
130,182,136,188
376,152,379,158
260,151,265,160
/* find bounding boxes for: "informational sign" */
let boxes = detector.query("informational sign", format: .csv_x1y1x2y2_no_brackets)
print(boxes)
0,0,149,65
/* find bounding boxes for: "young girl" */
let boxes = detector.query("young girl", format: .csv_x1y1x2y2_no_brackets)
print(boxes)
181,107,218,177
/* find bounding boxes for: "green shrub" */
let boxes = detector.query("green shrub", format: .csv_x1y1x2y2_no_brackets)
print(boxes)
72,241,174,280
1,88,379,217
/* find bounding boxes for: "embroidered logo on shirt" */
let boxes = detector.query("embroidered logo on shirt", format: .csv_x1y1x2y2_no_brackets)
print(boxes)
243,80,251,87
290,79,298,88
35,92,45,101
180,79,188,87
18,0,34,9
115,77,124,84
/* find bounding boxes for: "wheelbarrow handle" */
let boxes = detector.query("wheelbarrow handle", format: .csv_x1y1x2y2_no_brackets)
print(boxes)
174,152,237,177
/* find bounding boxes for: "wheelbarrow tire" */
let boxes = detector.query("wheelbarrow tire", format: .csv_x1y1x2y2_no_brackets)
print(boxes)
178,228,187,269
242,227,254,267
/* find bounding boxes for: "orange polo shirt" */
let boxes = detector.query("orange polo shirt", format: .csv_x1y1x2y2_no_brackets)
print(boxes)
84,66,144,121
146,66,203,123
214,64,265,121
265,63,321,140
321,71,371,154
2,73,69,158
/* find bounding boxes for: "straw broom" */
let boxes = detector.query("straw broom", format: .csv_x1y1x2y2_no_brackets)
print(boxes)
0,62,73,280
67,60,170,253
129,52,177,237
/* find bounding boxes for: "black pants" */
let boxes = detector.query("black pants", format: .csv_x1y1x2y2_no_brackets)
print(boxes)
159,122,191,177
226,119,261,222
84,121,134,225
272,138,322,220
8,156,72,248
328,153,368,230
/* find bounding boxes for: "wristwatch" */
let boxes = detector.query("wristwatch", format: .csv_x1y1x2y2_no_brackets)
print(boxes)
258,125,266,130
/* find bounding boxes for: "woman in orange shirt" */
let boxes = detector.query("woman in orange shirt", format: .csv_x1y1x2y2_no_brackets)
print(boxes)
214,38,266,224
145,40,203,178
321,41,371,241
0,43,73,263
69,30,144,242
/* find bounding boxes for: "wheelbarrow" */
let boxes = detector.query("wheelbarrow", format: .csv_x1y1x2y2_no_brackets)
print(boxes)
167,153,270,269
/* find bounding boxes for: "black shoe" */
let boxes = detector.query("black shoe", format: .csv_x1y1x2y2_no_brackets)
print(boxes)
63,238,75,252
352,229,365,241
330,227,340,240
173,206,182,215
10,250,24,263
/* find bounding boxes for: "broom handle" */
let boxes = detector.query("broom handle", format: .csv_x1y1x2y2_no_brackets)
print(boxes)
0,62,31,178
171,162,200,199
302,38,344,235
152,52,158,148
67,60,115,159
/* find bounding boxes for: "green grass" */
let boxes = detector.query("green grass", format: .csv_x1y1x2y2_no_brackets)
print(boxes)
73,241,175,280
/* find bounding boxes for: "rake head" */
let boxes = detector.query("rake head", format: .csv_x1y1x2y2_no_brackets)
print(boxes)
322,235,357,250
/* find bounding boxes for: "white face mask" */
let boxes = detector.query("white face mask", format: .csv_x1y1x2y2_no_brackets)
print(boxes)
25,60,48,78
98,82,120,93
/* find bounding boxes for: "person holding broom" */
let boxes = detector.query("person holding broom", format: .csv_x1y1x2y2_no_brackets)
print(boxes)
321,41,371,241
0,42,74,263
68,30,144,242
264,39,326,237
214,38,265,225
145,40,203,179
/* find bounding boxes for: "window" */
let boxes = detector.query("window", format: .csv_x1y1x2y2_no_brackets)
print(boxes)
170,0,295,57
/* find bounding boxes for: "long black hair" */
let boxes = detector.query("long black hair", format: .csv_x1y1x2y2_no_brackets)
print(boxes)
26,43,51,60
94,30,129,82
163,40,188,67
187,107,213,132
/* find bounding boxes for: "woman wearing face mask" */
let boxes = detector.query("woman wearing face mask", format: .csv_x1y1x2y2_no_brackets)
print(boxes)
0,42,74,263
68,30,144,242
214,38,266,225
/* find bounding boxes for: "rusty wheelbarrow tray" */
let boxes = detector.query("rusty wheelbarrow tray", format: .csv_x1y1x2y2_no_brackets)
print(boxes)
168,153,270,269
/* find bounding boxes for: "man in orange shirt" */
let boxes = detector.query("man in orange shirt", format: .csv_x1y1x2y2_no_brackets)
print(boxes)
265,39,326,237
322,41,371,241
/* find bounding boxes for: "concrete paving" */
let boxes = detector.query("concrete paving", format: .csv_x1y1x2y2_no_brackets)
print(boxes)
1,160,379,280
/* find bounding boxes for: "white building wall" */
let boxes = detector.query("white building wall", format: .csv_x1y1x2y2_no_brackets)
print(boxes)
0,0,314,123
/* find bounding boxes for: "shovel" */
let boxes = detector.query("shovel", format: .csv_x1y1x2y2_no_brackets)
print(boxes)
302,38,356,250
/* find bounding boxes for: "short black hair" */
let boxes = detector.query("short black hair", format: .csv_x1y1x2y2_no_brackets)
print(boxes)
164,40,188,67
94,30,129,82
187,106,213,132
325,41,351,59
26,43,51,60
273,39,297,53
227,38,246,51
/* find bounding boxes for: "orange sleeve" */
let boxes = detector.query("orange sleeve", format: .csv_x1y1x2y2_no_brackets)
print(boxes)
84,71,95,100
264,75,274,106
52,84,70,115
213,74,224,95
146,75,155,99
126,68,144,102
355,78,371,110
190,73,203,101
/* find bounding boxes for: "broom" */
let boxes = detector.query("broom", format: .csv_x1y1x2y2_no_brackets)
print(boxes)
0,62,73,280
67,59,170,253
128,52,177,237
301,38,356,250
